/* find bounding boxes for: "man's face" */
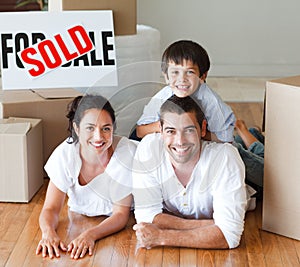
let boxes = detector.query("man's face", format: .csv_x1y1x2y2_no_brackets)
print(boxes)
161,111,205,166
164,59,203,97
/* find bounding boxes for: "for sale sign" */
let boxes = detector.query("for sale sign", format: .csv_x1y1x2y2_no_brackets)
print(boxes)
0,11,117,90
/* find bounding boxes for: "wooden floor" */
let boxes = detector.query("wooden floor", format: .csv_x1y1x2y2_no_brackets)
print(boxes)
1,103,300,267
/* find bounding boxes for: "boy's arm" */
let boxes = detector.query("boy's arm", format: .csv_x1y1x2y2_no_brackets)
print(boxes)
203,130,223,142
136,121,160,138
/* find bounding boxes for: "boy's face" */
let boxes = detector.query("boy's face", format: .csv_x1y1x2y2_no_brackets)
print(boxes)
164,59,204,97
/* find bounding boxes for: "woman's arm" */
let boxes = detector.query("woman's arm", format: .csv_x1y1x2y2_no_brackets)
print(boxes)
67,195,132,259
36,181,67,258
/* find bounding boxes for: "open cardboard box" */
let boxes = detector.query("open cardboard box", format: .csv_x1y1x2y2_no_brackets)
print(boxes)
0,117,43,202
0,88,82,165
262,75,300,240
62,0,137,35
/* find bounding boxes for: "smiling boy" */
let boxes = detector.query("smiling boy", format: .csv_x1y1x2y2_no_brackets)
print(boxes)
135,40,235,143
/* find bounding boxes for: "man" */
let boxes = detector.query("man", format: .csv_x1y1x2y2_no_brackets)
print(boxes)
133,95,254,249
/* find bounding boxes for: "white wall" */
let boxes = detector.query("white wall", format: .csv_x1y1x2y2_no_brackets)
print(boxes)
137,0,300,77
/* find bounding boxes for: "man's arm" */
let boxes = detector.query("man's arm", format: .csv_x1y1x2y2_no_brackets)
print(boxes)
133,213,228,249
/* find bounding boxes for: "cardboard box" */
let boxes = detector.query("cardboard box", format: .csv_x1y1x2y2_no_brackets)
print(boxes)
62,0,137,36
262,75,300,240
0,117,43,202
0,88,82,165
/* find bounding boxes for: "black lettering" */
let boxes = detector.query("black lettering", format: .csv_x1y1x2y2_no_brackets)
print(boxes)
61,61,72,67
102,31,115,65
1,34,13,69
15,33,29,68
73,54,89,66
32,32,46,44
89,32,102,66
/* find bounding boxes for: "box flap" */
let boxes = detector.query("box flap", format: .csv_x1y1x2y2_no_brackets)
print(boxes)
7,117,41,128
0,122,31,134
31,88,82,99
269,75,300,87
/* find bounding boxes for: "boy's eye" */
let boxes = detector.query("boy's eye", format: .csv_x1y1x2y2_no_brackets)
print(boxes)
187,70,195,75
103,127,112,132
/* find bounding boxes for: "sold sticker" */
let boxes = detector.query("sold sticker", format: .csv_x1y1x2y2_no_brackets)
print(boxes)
18,25,94,78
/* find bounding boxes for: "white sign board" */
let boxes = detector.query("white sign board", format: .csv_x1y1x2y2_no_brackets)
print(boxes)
0,11,117,90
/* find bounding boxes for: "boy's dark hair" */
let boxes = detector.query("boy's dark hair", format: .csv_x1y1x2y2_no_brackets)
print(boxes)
66,94,115,144
160,95,205,127
161,40,210,77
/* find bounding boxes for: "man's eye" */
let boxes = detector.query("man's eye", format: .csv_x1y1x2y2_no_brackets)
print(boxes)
166,130,175,134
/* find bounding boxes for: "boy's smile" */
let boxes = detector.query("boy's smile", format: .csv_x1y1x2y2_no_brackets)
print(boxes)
165,59,204,97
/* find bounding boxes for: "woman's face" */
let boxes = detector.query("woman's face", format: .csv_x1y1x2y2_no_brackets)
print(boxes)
74,108,113,155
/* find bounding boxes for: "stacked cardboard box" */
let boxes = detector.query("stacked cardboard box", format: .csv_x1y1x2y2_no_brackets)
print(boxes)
0,117,43,202
62,0,137,35
0,88,82,165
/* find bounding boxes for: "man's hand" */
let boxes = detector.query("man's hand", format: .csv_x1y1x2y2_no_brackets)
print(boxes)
133,223,163,249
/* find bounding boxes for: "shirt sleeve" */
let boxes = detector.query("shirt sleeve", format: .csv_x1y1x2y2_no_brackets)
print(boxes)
211,144,247,248
136,87,172,125
44,141,77,193
132,134,164,223
197,84,236,142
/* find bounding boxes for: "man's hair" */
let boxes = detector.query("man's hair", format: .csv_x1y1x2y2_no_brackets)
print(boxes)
161,40,210,77
160,95,205,127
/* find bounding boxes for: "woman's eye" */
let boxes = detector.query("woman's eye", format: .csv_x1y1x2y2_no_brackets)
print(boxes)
86,126,94,131
183,127,195,134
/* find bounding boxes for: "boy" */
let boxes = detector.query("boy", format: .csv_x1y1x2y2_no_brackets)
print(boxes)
135,40,235,142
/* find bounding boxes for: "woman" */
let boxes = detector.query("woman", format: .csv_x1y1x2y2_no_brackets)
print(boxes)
36,95,137,260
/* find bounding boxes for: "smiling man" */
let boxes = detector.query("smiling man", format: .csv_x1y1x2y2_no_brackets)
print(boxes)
133,95,254,249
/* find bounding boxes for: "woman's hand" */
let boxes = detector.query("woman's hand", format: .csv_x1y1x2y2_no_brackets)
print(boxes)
67,231,95,259
36,231,67,258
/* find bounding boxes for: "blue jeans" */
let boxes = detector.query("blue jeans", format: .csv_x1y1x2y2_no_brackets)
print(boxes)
233,128,264,192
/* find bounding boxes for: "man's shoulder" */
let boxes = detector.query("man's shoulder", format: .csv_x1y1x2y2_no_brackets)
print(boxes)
202,141,238,157
136,133,163,157
139,133,162,147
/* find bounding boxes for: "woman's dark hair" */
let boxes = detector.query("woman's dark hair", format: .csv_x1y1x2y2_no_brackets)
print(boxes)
66,94,115,144
161,40,210,77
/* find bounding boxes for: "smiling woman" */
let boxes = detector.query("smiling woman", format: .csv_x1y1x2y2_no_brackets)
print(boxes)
36,95,137,260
